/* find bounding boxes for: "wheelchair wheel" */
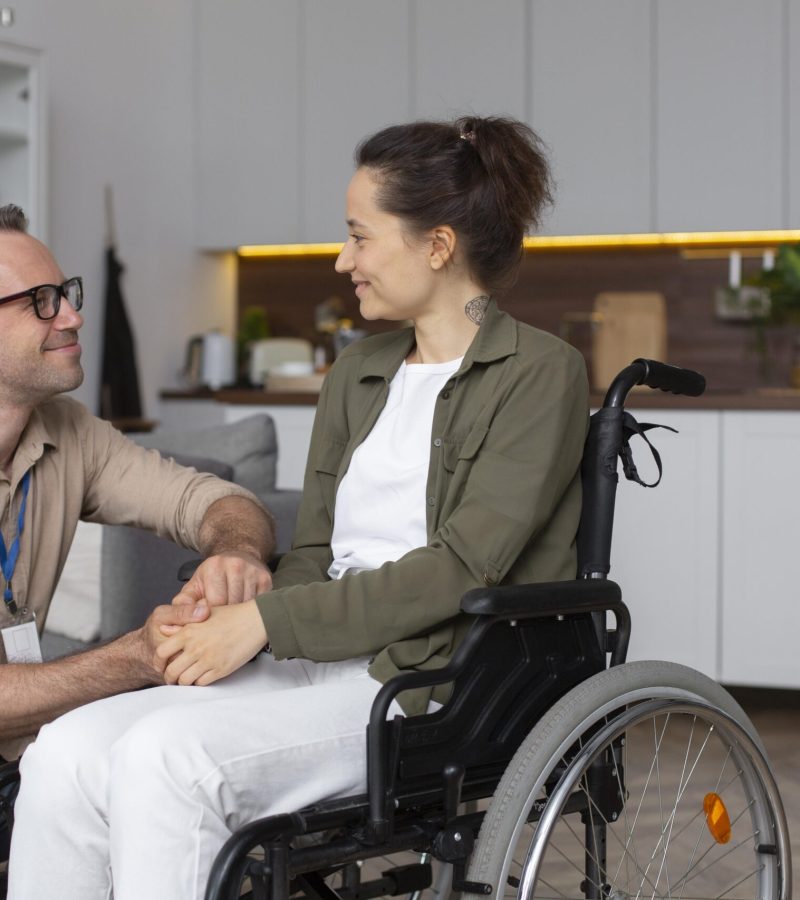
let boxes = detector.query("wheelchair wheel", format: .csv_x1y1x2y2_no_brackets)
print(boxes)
466,660,791,900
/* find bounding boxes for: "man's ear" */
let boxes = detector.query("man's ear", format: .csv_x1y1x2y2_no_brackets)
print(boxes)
429,226,457,270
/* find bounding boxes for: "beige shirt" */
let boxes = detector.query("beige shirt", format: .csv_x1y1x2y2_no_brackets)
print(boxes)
0,395,254,658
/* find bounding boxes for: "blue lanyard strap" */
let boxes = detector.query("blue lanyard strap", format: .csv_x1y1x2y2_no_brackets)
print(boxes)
0,469,32,616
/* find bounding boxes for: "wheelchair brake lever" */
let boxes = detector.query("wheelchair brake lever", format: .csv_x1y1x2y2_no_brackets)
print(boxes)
442,762,465,823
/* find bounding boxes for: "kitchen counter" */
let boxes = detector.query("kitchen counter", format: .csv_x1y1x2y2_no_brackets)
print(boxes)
160,387,800,411
160,388,321,406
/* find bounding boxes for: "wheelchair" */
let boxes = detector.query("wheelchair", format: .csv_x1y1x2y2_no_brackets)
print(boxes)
0,359,792,900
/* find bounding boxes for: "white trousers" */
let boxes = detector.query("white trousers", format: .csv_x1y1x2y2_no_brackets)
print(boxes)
8,654,398,900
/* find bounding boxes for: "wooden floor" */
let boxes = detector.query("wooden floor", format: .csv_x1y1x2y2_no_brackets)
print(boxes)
736,692,800,876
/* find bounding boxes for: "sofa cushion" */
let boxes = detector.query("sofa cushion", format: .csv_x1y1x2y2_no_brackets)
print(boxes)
133,413,277,498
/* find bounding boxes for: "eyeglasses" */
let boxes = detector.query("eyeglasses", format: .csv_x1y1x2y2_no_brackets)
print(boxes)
0,276,84,320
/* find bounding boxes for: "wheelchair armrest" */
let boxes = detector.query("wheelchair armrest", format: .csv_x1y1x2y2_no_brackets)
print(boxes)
460,578,622,618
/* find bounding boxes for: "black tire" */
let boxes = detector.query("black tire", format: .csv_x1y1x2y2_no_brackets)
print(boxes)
466,660,791,900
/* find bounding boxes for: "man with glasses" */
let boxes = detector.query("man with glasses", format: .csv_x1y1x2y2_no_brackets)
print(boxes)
0,204,275,763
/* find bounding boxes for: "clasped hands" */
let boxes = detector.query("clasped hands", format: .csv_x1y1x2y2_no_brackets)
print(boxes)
144,551,271,687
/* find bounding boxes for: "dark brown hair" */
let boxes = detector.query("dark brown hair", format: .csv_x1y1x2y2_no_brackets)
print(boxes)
0,204,28,233
355,116,553,295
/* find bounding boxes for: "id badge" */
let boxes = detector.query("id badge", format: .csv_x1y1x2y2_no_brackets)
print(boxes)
1,608,43,663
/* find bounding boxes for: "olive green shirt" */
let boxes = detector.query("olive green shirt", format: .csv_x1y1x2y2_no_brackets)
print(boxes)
258,301,589,715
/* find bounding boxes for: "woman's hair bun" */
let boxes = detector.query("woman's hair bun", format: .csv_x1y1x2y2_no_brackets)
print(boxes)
356,115,552,294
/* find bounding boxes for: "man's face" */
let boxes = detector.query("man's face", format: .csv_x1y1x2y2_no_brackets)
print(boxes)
0,231,84,406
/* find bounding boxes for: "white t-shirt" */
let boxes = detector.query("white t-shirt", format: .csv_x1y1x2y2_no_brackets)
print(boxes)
328,356,463,579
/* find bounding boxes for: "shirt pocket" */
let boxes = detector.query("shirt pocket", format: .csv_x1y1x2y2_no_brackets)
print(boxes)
442,423,489,473
314,437,347,476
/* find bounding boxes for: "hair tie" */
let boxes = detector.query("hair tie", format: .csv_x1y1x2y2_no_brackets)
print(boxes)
459,131,476,144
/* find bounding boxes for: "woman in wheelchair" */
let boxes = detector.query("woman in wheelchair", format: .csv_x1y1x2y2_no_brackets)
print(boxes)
7,116,591,899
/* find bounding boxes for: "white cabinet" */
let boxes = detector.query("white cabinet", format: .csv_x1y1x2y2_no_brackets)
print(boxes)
720,413,800,689
789,0,800,228
609,410,720,678
0,40,46,239
300,1,411,243
529,0,652,235
193,1,796,244
193,1,301,248
413,1,526,121
655,0,785,232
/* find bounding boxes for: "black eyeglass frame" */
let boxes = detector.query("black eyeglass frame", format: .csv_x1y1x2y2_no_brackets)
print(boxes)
0,276,84,320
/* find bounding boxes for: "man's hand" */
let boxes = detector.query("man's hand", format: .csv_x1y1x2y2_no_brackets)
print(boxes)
135,602,213,682
0,601,219,744
171,551,272,608
155,601,268,686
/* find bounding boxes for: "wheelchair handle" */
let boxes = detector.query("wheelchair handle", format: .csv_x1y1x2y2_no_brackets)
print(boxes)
603,359,706,408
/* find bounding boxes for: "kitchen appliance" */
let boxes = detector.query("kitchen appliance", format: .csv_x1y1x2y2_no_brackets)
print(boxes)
248,338,314,386
183,331,235,390
591,292,667,391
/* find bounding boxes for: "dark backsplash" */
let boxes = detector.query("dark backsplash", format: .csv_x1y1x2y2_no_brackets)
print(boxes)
239,249,788,391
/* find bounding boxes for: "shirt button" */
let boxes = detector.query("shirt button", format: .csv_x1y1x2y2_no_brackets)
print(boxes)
483,571,497,586
440,389,451,399
427,496,436,506
433,438,442,447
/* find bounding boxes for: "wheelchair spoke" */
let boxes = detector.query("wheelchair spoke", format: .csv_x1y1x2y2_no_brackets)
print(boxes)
674,795,752,899
630,716,716,898
575,772,662,897
608,714,670,890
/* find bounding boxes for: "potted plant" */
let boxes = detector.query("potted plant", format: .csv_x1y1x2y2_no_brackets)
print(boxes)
747,243,800,386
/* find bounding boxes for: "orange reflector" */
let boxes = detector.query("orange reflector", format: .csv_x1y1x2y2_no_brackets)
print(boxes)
703,792,732,844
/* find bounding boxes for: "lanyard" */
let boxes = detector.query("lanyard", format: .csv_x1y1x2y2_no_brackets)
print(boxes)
0,469,32,616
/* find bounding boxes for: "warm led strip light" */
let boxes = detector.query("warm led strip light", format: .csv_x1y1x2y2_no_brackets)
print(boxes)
238,242,345,257
238,230,800,258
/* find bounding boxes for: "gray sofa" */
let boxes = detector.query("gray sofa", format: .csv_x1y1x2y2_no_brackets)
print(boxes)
42,413,302,657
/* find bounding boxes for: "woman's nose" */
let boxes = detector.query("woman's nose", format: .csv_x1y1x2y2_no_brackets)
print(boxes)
335,241,354,273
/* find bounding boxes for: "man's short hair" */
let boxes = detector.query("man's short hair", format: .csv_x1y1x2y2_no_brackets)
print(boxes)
0,204,29,233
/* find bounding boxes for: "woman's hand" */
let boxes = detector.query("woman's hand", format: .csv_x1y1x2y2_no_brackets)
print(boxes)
155,600,268,686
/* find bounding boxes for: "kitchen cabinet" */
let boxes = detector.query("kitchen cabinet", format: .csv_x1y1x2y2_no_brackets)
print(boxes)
609,409,720,678
655,0,785,232
529,0,652,235
720,412,800,689
193,1,797,245
0,40,46,239
193,1,301,248
790,0,800,228
413,1,526,122
300,1,411,244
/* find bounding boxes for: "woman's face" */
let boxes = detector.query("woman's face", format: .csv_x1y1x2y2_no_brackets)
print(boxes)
335,167,437,323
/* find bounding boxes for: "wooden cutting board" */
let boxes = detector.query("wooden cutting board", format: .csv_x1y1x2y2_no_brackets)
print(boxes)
591,292,667,391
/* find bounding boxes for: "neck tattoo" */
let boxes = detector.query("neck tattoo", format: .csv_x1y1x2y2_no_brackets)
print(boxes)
465,294,490,325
